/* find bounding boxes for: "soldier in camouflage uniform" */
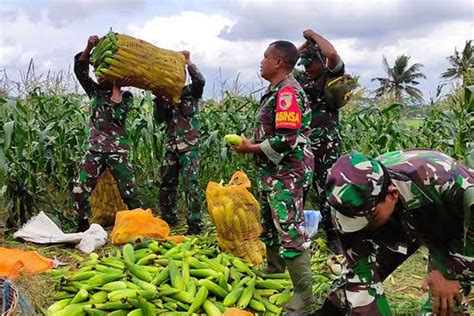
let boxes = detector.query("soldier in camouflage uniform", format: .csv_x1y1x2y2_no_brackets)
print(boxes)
73,35,142,231
232,41,316,315
294,29,346,253
153,51,205,235
313,149,474,315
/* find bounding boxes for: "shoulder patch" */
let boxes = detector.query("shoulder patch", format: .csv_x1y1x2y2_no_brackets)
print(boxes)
275,86,302,129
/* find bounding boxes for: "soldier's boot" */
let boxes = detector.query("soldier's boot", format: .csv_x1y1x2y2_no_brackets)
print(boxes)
161,209,178,227
309,300,345,316
76,217,89,233
283,251,317,315
262,244,286,274
185,221,204,235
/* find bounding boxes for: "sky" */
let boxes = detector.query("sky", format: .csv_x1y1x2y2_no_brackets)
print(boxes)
1,0,473,101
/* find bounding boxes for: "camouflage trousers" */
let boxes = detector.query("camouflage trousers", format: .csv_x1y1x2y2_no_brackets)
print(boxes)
304,137,341,235
322,216,471,315
259,163,313,259
159,148,202,227
73,150,141,222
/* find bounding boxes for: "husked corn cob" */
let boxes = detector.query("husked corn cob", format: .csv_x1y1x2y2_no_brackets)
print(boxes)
91,30,186,103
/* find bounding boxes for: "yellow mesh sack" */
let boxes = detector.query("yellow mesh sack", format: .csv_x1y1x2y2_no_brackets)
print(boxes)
90,169,128,226
206,171,265,265
91,30,186,103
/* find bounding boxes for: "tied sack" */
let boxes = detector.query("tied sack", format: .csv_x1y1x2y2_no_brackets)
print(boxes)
90,169,128,226
111,209,170,244
324,74,356,109
91,29,186,103
206,171,265,265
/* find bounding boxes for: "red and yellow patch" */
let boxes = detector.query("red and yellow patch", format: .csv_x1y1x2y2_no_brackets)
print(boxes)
275,86,301,129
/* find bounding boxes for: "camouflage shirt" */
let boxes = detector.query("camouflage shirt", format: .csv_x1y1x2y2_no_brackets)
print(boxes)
74,52,132,153
377,150,474,283
154,64,205,153
293,60,345,142
254,75,313,188
330,149,474,286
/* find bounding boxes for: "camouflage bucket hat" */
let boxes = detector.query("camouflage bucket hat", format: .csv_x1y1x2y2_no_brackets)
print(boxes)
298,43,323,66
326,151,390,233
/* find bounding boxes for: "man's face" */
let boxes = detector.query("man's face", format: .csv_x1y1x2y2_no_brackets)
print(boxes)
369,188,399,229
260,45,279,81
304,59,325,80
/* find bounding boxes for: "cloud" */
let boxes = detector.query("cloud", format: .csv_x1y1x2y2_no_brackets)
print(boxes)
1,0,145,28
219,0,472,48
0,1,472,100
128,11,269,73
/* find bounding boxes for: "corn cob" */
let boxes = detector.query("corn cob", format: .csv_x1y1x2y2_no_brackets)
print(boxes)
168,258,185,291
223,287,244,307
202,300,222,316
188,286,208,314
125,262,153,282
236,277,256,309
224,134,243,146
83,307,108,316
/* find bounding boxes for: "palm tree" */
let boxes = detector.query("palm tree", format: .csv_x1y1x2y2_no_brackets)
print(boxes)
372,55,426,102
441,40,473,81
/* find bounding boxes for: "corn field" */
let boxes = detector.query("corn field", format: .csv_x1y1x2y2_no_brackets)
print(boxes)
0,72,473,231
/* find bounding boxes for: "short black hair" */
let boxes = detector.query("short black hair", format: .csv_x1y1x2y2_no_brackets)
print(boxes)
270,40,298,70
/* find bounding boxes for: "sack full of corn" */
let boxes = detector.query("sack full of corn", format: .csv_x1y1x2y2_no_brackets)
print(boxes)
91,29,186,103
206,171,266,265
90,169,128,226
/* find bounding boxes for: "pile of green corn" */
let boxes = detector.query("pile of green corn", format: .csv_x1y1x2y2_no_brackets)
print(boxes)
47,236,330,316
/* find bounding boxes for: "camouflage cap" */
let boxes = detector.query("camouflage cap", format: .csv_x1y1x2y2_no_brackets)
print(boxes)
326,151,389,233
298,43,323,66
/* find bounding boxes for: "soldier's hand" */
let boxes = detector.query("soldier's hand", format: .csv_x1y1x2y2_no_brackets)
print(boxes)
231,135,260,154
87,35,100,48
303,29,317,41
182,51,191,65
421,269,462,313
117,76,133,88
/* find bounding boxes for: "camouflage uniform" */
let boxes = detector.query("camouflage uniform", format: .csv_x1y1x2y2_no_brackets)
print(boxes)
320,150,474,315
294,46,345,250
154,63,205,230
254,75,314,259
72,52,141,225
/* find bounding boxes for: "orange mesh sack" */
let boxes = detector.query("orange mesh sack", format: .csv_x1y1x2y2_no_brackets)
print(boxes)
111,209,170,244
223,308,254,316
0,247,53,279
206,171,265,265
90,169,128,226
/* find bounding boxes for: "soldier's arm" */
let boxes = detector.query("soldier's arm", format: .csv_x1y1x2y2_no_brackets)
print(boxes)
429,185,474,292
259,87,304,165
121,91,133,110
182,51,205,99
153,95,167,124
188,64,205,99
74,36,100,98
303,29,340,70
